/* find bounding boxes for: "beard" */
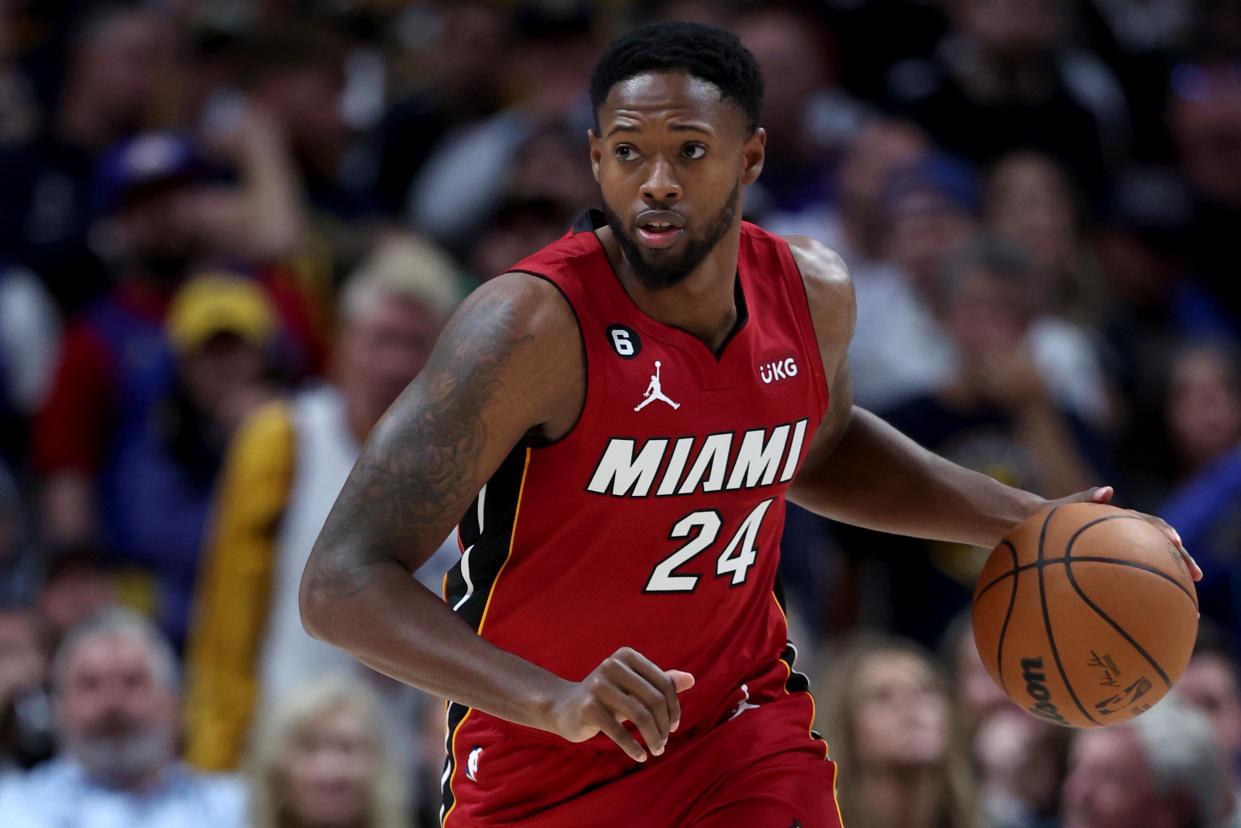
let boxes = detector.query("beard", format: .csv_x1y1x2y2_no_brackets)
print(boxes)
602,180,740,291
66,713,174,787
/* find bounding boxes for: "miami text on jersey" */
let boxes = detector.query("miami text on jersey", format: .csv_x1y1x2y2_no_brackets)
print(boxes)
585,419,810,497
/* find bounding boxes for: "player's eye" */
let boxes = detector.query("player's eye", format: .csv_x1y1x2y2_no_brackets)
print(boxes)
614,144,639,162
682,143,707,160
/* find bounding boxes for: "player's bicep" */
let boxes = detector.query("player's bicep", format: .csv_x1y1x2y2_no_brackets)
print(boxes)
306,275,579,593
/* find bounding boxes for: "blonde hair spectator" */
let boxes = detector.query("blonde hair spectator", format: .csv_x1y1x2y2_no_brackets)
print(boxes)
815,633,978,828
246,674,410,828
339,234,462,327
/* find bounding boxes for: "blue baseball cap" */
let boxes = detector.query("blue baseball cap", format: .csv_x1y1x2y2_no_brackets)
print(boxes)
93,131,204,214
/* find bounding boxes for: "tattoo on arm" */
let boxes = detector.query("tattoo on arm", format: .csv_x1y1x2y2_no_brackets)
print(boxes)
305,298,532,598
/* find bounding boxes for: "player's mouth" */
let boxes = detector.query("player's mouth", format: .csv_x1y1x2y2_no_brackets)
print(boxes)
635,210,685,249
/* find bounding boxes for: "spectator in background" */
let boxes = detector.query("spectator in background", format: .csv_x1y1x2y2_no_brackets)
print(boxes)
938,611,1010,739
0,608,245,827
984,151,1109,327
1095,169,1235,509
883,238,1106,499
983,151,1115,431
0,1,40,149
815,634,978,828
232,24,358,222
834,149,1115,441
34,127,300,554
846,153,977,411
768,117,929,263
885,0,1125,206
0,461,41,607
1163,341,1241,483
1169,62,1241,327
35,551,118,652
939,613,1069,828
974,706,1069,828
405,3,599,255
1079,0,1192,163
469,197,579,286
0,5,172,313
0,261,59,472
185,235,461,773
858,238,1104,641
245,674,409,828
1159,342,1241,657
374,2,514,216
887,236,1103,498
1176,622,1241,818
1062,696,1230,828
0,604,54,772
504,124,599,222
732,2,867,218
107,272,283,648
461,122,599,283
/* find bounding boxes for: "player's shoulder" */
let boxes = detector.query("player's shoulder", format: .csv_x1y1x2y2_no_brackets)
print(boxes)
781,235,855,335
452,270,579,353
782,235,852,295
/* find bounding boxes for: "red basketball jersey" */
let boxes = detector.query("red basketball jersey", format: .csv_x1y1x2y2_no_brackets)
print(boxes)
441,212,829,817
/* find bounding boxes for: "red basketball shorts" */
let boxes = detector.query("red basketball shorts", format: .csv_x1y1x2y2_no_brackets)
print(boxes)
441,678,844,827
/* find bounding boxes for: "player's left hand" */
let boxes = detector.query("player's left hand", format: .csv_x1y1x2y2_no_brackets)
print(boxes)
1055,485,1203,582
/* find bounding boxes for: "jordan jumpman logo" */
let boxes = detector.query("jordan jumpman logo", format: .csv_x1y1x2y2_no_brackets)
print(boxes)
634,360,680,411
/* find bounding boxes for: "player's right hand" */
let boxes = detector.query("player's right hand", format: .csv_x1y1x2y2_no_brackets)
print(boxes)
544,647,694,763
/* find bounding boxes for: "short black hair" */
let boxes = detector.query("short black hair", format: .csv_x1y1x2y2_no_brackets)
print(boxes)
589,21,764,133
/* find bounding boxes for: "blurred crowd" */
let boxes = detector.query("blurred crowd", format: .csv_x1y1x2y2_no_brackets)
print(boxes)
0,0,1238,825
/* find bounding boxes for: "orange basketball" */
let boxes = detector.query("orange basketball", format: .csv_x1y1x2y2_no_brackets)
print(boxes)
972,502,1198,728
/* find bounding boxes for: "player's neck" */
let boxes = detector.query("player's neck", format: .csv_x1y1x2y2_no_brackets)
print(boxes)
598,224,741,353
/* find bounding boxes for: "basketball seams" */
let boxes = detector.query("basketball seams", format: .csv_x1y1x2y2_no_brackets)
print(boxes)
1063,522,1179,688
977,504,1198,729
978,556,1195,603
1062,515,1198,608
1036,507,1102,726
993,539,1019,698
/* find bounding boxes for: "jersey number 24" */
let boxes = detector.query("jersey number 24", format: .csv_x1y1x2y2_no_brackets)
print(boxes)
644,498,774,593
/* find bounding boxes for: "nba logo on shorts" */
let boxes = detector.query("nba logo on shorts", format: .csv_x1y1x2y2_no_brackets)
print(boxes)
467,746,483,782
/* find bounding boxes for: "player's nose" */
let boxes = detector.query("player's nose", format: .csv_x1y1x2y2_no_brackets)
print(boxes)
641,156,681,203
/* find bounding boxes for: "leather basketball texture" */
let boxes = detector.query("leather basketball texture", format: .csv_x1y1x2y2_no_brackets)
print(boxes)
972,502,1198,728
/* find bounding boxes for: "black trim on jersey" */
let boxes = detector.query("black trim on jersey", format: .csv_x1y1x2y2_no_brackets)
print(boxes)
773,577,813,695
572,209,605,233
507,270,587,449
448,447,529,631
714,275,749,356
773,570,789,613
781,640,812,695
439,701,471,825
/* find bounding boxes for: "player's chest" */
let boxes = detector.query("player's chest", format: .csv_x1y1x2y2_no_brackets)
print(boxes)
589,315,817,422
569,321,822,501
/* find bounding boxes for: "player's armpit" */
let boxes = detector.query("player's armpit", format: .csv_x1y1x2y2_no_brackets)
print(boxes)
782,235,858,483
301,273,583,607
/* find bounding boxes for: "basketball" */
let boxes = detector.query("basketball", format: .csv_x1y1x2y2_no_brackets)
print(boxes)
972,502,1198,728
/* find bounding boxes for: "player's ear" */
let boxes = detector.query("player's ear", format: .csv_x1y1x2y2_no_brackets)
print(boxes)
741,127,765,186
588,129,602,182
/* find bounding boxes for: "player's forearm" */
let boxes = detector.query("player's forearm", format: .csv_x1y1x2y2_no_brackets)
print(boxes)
299,559,568,729
788,406,1046,547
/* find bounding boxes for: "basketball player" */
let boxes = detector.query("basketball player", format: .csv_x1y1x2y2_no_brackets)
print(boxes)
300,22,1200,827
